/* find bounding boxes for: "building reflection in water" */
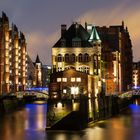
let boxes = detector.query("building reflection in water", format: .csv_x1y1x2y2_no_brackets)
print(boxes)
0,99,140,140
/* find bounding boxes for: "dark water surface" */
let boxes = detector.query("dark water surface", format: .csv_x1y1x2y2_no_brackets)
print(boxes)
0,99,140,140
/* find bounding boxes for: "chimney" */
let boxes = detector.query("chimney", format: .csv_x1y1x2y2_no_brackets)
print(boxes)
61,24,67,37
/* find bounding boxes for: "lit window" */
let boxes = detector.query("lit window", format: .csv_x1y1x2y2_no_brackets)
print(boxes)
71,87,79,95
57,78,61,82
63,78,67,82
63,89,67,93
76,77,81,82
9,39,12,43
71,77,75,82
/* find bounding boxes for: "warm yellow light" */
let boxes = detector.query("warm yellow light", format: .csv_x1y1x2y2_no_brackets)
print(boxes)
57,102,62,109
71,77,75,82
71,87,79,95
57,78,61,82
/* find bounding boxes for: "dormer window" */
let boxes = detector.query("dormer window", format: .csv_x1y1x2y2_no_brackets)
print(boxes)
61,38,66,47
72,37,81,47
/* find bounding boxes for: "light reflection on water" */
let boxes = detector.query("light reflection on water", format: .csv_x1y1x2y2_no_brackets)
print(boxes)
0,99,140,140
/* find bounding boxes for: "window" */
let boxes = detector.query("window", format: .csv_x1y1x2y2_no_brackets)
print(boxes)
63,89,67,93
61,38,66,47
57,54,63,62
72,37,81,47
78,66,89,73
84,53,89,62
62,78,67,82
65,54,69,62
58,67,62,71
94,55,98,69
71,54,76,62
57,78,61,82
78,54,83,62
71,87,79,95
71,77,75,82
76,77,81,82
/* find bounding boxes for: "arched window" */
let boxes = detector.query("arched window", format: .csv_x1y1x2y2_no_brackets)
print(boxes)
93,55,98,69
65,54,70,62
78,53,83,62
84,53,89,62
61,38,66,47
57,54,63,62
71,54,76,62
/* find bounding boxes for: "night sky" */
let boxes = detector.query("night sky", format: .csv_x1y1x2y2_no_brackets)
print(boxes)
0,0,140,65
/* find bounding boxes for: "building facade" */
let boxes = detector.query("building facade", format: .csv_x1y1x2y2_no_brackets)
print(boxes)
27,55,51,88
42,65,51,87
132,62,140,88
94,21,133,93
51,21,133,97
0,12,28,95
51,22,102,98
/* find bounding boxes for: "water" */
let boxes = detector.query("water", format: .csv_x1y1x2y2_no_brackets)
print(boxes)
0,99,140,140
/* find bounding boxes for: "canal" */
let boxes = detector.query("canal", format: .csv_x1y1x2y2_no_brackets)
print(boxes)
0,98,140,140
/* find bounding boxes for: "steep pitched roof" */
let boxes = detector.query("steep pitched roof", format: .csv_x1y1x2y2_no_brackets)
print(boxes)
35,54,41,63
89,26,101,42
53,22,92,48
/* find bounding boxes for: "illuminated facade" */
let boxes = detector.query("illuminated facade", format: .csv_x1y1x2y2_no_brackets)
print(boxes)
51,21,133,97
34,55,42,87
27,55,36,88
51,22,102,98
95,21,133,93
132,62,140,88
50,69,94,99
0,12,28,95
27,55,51,88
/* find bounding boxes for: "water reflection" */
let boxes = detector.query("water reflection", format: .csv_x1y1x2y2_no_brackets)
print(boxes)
0,98,140,140
0,101,47,140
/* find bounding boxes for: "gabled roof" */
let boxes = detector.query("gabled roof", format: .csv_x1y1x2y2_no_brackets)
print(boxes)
53,22,92,48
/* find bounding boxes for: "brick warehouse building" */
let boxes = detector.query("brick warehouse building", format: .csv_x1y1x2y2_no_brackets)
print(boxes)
95,21,133,93
0,12,27,95
50,21,133,98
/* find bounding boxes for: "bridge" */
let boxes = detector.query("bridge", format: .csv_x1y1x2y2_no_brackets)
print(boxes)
8,87,49,100
119,89,140,98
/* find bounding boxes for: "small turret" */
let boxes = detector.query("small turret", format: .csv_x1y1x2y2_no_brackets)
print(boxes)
89,26,101,43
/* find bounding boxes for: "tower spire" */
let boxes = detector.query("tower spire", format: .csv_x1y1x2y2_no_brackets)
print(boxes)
89,26,101,42
35,54,41,63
